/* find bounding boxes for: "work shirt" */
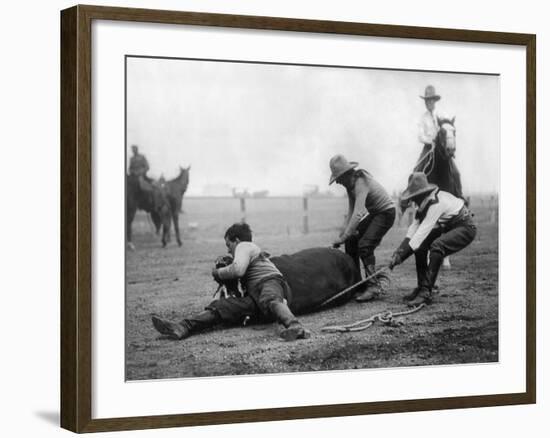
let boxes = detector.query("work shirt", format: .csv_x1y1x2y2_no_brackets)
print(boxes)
406,189,465,250
216,242,282,293
342,169,395,239
129,154,150,177
418,109,439,145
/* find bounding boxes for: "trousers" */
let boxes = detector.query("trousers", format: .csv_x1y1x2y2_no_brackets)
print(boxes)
345,207,396,268
206,277,291,325
415,215,477,288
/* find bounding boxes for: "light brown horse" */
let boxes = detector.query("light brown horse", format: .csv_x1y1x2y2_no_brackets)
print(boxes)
126,175,171,250
160,166,191,247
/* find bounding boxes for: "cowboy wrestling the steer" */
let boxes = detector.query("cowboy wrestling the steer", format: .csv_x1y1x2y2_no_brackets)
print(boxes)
152,222,366,342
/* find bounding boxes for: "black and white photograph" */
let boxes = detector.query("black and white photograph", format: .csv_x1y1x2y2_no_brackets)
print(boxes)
125,56,499,380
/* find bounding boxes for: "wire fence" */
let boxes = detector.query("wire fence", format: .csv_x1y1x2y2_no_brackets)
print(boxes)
132,194,498,238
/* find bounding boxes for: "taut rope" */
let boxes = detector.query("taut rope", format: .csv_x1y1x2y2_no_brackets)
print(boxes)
317,266,390,309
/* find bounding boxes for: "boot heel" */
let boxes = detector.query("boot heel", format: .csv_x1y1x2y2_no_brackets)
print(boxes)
280,322,311,341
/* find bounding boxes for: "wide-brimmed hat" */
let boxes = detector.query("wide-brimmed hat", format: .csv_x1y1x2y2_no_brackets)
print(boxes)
329,154,358,185
401,172,438,201
420,85,441,101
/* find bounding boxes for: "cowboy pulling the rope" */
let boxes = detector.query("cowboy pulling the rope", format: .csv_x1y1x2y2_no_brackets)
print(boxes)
389,172,477,307
329,154,396,302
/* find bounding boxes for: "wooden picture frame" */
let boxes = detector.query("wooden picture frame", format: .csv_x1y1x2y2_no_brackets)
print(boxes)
60,4,536,433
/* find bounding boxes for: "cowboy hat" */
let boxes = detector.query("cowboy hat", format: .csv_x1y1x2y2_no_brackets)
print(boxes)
401,172,438,201
329,154,358,185
419,85,441,101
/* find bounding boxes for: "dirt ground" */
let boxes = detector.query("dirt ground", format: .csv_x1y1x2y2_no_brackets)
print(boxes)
126,198,498,380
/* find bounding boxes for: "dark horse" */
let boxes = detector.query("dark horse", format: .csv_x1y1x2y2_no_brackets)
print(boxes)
413,116,463,199
126,175,172,250
407,117,463,269
160,166,191,247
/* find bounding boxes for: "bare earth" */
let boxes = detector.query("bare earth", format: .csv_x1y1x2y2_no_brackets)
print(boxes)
126,197,498,380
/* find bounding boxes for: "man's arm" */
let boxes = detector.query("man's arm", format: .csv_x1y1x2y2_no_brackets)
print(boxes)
406,218,421,240
340,194,354,231
340,178,369,240
418,114,435,145
408,203,444,250
216,244,252,280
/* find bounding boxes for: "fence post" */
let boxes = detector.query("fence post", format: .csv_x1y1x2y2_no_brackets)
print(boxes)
408,208,414,226
302,196,309,234
394,197,403,226
240,197,246,223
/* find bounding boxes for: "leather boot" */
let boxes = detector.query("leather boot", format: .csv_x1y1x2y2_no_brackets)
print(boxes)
403,287,421,302
427,251,444,292
408,252,444,307
355,264,382,302
151,310,220,340
269,301,311,341
407,287,433,307
404,251,429,301
152,315,189,340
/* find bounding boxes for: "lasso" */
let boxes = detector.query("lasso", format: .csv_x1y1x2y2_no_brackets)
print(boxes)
321,304,426,333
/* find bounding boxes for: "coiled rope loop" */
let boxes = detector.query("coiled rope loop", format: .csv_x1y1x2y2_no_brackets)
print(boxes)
321,303,426,333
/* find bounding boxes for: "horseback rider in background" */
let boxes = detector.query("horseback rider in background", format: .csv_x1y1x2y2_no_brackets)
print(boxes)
129,145,152,189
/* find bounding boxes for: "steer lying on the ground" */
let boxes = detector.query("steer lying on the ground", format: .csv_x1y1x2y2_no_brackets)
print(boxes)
152,247,364,341
268,248,363,313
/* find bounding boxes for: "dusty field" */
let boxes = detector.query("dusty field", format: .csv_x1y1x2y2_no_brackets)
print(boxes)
126,197,498,380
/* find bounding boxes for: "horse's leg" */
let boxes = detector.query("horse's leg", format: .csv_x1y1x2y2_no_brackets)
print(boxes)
150,210,162,235
161,207,171,248
127,204,137,251
173,209,182,247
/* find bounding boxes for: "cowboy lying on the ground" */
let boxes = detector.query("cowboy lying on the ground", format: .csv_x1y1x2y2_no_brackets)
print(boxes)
152,230,369,342
153,223,318,342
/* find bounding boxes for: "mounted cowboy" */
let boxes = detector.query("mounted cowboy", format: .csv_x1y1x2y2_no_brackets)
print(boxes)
389,172,477,307
129,145,152,190
126,145,171,249
416,85,441,170
414,86,464,270
414,85,463,196
329,154,396,302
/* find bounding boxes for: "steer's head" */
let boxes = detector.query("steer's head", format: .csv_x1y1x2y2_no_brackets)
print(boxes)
213,255,243,298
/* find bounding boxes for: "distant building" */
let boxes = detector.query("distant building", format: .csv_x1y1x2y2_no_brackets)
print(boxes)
232,187,251,198
202,183,233,197
303,184,335,198
303,184,319,197
252,190,269,198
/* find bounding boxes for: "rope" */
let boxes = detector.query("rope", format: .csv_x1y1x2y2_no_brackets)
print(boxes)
317,266,390,309
413,143,435,177
321,303,426,333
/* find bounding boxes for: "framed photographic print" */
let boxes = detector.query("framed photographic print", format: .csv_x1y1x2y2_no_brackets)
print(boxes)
60,4,536,433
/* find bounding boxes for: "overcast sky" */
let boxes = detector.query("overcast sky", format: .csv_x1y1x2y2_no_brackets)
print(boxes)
127,57,499,197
